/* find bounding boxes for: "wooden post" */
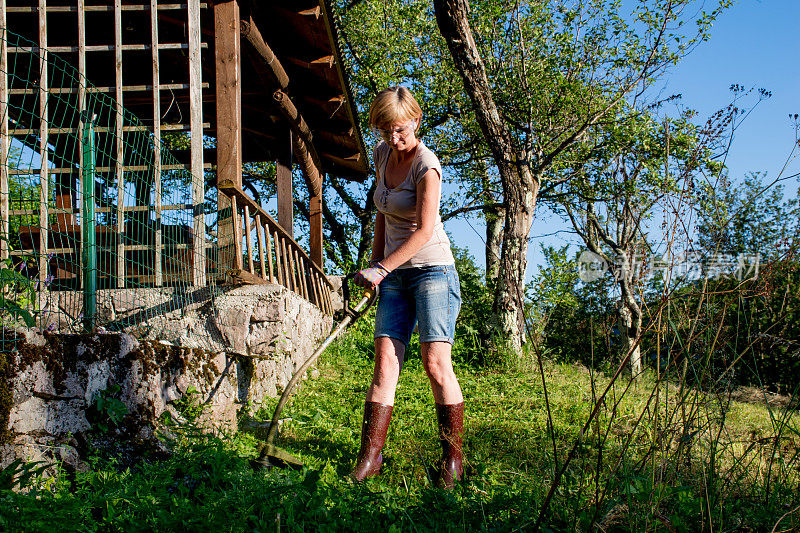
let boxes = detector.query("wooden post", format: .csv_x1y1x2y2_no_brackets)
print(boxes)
214,0,242,279
266,226,275,282
309,191,323,268
114,0,125,287
0,0,8,261
38,0,49,286
150,0,162,287
231,195,242,270
276,129,293,237
273,230,281,286
243,204,253,273
256,215,266,280
188,0,205,286
77,0,86,283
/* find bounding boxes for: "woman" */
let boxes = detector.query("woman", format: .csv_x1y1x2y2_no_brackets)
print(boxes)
352,86,464,488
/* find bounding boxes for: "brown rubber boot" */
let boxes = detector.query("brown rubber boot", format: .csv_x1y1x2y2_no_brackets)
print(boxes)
436,402,464,489
350,401,393,481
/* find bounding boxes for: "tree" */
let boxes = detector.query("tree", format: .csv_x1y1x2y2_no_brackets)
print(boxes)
432,0,731,351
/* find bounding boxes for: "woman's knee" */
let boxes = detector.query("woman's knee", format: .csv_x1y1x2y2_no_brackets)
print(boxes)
372,338,405,384
422,344,455,385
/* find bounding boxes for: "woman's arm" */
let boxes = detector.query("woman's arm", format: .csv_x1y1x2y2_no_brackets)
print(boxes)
371,211,386,264
379,168,440,271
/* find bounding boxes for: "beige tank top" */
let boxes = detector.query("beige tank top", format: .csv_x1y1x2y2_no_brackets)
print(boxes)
373,141,455,269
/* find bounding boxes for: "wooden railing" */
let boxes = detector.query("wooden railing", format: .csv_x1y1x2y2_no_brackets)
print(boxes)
217,179,334,316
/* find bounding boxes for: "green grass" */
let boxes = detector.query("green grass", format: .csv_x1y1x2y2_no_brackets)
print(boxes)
2,324,799,532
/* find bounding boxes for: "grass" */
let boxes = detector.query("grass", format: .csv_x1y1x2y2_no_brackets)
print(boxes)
1,322,799,532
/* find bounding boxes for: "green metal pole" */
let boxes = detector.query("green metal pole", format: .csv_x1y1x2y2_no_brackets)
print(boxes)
81,112,97,331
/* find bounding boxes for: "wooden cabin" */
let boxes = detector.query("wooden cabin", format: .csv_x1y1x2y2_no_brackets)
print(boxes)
0,0,369,319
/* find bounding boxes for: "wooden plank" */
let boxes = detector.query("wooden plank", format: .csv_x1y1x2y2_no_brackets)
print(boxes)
114,0,125,288
231,195,242,270
38,0,49,284
280,235,292,291
324,277,333,315
214,0,241,276
0,0,9,260
317,274,330,315
10,124,211,135
276,130,292,237
7,4,208,13
309,192,323,268
228,268,269,286
265,224,274,282
188,0,205,286
313,273,325,312
11,165,207,175
308,270,320,309
77,0,85,282
9,43,202,53
272,229,282,286
289,247,300,296
299,254,309,300
151,0,163,287
243,204,254,273
256,214,266,280
10,82,210,95
294,251,305,298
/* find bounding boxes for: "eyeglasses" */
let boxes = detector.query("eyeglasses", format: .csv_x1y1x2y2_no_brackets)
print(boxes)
371,121,417,141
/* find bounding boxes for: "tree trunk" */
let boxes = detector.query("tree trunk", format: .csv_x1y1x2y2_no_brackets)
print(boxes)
434,0,538,352
617,258,643,375
485,205,503,286
618,300,642,375
493,170,537,350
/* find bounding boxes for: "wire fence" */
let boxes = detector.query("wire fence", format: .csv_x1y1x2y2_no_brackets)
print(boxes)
0,28,219,349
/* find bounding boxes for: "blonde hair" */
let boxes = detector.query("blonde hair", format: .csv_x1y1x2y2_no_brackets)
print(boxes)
368,86,422,130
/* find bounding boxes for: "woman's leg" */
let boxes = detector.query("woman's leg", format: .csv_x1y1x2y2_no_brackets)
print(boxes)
351,337,406,481
422,341,464,488
421,341,462,404
366,337,406,404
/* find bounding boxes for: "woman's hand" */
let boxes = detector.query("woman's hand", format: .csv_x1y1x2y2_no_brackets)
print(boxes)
354,263,390,289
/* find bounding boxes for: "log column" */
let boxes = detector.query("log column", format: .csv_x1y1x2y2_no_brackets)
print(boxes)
276,129,292,238
214,0,242,278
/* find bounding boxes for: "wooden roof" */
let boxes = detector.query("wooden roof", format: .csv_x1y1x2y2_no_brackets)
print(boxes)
241,0,368,180
2,0,369,181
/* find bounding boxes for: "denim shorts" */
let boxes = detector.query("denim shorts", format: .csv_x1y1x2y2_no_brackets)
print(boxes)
374,264,461,345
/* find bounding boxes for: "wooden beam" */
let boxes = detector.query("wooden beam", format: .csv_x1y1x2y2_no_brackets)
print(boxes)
39,0,49,285
228,268,269,285
276,129,292,237
317,0,370,180
237,14,325,195
284,54,334,70
272,90,323,196
298,6,321,18
319,151,363,172
77,0,86,280
214,0,242,277
114,0,125,287
0,0,9,260
315,127,355,148
151,0,163,287
188,0,205,286
239,14,288,90
309,190,323,268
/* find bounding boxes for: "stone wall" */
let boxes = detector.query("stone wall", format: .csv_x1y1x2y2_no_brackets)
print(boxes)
2,283,333,471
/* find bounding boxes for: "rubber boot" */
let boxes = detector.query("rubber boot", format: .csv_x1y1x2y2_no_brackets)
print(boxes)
350,401,393,481
436,402,464,489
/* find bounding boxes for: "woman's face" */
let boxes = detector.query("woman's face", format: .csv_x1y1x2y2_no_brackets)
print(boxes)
375,119,418,152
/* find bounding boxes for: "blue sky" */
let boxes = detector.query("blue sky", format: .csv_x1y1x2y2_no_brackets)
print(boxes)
443,0,800,281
